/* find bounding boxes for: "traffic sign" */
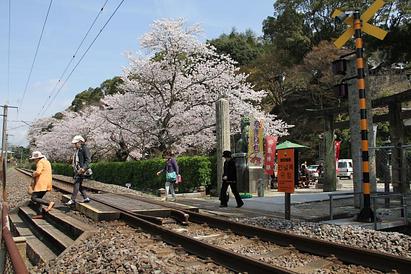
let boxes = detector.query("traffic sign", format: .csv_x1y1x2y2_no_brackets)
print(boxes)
332,0,388,48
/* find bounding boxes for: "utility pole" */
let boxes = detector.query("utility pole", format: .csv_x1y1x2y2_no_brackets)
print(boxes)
1,105,18,203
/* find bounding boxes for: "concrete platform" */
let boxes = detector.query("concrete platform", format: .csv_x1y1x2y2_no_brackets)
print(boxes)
62,193,199,221
62,194,120,221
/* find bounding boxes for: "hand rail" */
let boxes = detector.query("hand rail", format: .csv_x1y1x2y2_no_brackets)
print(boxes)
1,202,28,274
329,191,411,221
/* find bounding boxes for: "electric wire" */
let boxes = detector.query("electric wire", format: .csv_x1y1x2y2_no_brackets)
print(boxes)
7,0,11,103
37,0,110,117
19,0,54,110
41,0,125,116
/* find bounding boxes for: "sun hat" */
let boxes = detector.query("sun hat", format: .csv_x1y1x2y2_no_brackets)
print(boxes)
29,151,45,160
71,135,85,144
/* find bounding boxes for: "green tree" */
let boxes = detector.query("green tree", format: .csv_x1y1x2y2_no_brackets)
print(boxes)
100,76,124,96
70,87,103,112
208,29,264,66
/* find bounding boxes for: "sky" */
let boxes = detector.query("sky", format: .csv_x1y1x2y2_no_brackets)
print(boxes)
0,0,275,146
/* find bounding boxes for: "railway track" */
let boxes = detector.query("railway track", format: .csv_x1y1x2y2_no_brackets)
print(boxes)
17,168,411,273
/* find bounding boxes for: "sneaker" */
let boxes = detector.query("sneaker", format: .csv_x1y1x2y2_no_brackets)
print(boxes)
32,215,43,219
65,200,75,206
170,198,176,202
45,202,55,212
219,204,228,208
82,197,91,203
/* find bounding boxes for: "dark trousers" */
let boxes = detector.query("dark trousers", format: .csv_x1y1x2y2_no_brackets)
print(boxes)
220,181,243,206
31,191,49,214
71,176,88,201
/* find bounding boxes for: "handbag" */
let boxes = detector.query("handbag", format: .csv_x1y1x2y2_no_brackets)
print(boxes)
176,175,183,184
166,171,177,182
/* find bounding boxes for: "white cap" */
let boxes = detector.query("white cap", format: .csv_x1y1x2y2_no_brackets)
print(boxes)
71,135,85,144
29,151,45,160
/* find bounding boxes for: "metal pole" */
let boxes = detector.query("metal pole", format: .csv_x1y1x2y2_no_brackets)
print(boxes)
0,105,17,203
329,194,334,220
1,106,8,203
353,11,374,222
285,193,291,220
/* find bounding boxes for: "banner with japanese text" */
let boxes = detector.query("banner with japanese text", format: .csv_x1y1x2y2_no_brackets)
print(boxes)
247,117,264,167
277,149,295,193
264,135,278,175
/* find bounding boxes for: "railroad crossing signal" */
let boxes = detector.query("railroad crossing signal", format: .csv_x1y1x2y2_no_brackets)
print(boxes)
331,0,389,222
331,0,388,48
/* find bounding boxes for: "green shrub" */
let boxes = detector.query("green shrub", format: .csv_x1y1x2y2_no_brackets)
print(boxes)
51,163,73,177
50,156,216,194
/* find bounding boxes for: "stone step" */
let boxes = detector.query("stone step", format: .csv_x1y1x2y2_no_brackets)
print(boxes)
9,213,57,266
19,206,74,254
44,207,93,239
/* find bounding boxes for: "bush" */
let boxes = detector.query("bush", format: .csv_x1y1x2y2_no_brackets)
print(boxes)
51,163,73,177
50,156,215,194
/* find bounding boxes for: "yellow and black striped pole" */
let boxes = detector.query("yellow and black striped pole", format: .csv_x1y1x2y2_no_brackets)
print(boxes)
354,11,374,221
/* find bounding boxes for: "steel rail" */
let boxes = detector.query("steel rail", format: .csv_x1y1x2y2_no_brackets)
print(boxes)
15,168,295,273
119,194,411,274
119,209,295,274
16,168,411,273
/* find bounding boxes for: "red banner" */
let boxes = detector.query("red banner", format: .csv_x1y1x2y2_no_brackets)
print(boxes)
335,140,341,162
264,136,278,175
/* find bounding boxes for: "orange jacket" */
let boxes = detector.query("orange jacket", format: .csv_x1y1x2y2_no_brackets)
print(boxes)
33,158,52,192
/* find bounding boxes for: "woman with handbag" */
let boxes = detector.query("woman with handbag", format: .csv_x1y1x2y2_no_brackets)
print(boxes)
29,151,54,219
156,151,179,201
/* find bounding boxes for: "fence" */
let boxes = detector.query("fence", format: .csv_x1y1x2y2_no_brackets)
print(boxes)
1,202,28,274
329,191,410,229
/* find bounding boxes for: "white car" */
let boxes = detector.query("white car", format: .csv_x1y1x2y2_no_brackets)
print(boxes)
306,165,319,178
337,159,353,179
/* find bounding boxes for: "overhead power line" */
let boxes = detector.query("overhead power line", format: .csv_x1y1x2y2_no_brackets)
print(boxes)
41,0,125,116
7,0,11,103
19,0,54,110
38,0,110,117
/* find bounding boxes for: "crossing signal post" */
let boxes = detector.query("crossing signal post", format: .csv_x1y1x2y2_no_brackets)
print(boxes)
331,0,388,222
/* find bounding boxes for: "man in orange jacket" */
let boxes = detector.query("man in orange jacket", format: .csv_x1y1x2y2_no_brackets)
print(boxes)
30,151,54,219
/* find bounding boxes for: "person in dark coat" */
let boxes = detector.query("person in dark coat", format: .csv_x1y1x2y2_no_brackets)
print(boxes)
219,150,244,208
66,135,92,206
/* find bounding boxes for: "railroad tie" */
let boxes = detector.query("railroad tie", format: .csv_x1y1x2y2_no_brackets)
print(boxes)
292,258,334,273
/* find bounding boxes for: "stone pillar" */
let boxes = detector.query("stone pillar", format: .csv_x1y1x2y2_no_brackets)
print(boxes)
347,59,362,207
365,66,377,193
389,102,407,193
323,122,336,192
216,98,231,194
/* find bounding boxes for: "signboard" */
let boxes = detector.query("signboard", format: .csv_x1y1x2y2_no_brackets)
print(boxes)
264,135,278,175
247,117,264,167
277,149,295,193
331,0,387,48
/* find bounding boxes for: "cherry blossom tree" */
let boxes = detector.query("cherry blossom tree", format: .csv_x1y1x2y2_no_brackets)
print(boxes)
29,18,290,160
104,18,289,155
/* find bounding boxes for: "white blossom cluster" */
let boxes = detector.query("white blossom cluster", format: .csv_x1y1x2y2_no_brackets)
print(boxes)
28,18,290,161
